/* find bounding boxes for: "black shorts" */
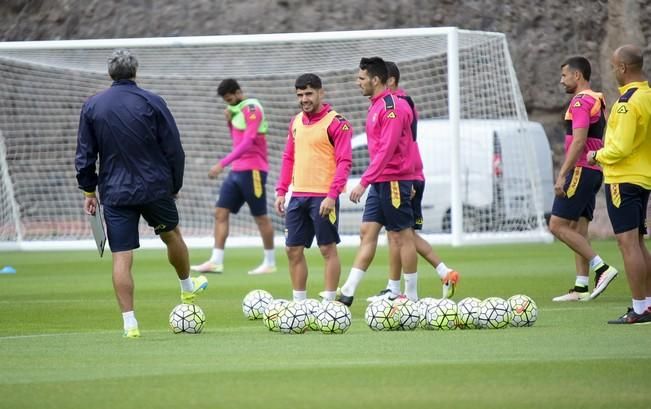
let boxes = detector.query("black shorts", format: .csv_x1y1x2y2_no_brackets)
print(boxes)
362,181,414,232
551,167,602,221
103,196,179,252
284,196,340,248
217,170,268,216
412,180,425,230
605,183,650,235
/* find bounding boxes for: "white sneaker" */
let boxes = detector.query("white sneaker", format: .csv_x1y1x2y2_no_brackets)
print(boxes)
552,289,590,302
248,264,276,275
590,266,618,300
366,289,400,303
190,260,223,274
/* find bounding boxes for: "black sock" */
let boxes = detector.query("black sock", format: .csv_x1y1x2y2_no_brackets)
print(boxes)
574,285,588,293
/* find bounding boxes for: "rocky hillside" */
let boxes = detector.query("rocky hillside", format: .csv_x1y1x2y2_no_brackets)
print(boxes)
1,0,649,237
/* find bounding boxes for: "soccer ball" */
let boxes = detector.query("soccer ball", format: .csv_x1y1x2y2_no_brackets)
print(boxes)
169,303,206,334
277,301,309,334
300,298,323,331
393,298,419,331
316,301,352,334
478,297,512,329
365,299,399,331
262,298,288,332
242,289,273,320
508,294,538,327
425,298,457,330
416,297,439,329
456,297,482,329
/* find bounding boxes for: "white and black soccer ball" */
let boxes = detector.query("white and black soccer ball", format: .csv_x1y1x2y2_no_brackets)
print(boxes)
393,298,419,331
262,298,289,332
242,289,273,320
300,298,323,331
169,303,206,334
316,301,352,334
365,299,399,331
277,301,309,334
507,294,538,327
416,297,439,329
456,297,482,329
425,298,457,330
478,297,512,329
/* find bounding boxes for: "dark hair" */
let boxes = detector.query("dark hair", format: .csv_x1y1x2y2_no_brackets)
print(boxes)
108,49,138,81
385,61,400,84
217,79,241,96
294,73,322,90
561,56,591,81
359,56,388,83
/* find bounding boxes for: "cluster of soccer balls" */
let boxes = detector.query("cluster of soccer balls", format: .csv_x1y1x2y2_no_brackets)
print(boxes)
365,294,537,331
242,289,352,334
169,303,206,334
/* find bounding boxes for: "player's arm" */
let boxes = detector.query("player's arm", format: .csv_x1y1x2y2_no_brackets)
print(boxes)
275,121,296,215
154,98,185,195
595,103,638,165
320,117,353,216
327,117,353,199
219,104,262,168
75,105,99,197
555,97,592,196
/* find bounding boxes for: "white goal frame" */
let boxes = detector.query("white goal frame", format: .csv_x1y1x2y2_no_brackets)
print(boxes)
0,27,552,251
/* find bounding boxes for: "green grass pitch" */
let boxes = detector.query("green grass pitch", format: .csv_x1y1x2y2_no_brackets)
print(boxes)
0,240,649,409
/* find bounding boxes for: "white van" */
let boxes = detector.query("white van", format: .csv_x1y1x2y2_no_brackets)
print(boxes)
338,119,554,234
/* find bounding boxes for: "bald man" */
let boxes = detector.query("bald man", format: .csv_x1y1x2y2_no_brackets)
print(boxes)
588,44,651,324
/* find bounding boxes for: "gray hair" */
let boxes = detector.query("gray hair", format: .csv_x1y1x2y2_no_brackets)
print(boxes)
107,49,138,81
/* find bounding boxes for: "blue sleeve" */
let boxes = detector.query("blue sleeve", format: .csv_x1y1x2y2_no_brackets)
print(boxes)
74,104,98,193
154,97,185,194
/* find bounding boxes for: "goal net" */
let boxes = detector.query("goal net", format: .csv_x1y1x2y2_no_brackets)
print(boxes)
0,28,552,250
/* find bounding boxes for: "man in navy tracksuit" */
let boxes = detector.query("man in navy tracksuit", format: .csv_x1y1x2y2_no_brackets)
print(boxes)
75,49,207,338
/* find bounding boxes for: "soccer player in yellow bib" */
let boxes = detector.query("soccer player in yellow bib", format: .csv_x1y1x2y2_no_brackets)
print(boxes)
192,79,276,276
275,74,353,301
587,44,651,324
549,56,618,302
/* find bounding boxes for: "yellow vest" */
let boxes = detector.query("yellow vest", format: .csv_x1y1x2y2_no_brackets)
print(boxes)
597,81,651,189
291,110,337,194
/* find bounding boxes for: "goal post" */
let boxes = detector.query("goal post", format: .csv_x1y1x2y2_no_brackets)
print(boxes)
0,27,552,251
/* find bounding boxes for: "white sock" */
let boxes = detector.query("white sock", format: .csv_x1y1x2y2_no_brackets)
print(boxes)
435,262,451,279
575,275,589,288
404,272,418,301
293,290,307,301
264,249,275,266
646,297,651,311
122,311,138,330
341,268,365,297
321,291,336,301
387,279,401,295
211,248,224,264
180,277,194,292
632,298,646,315
588,255,604,271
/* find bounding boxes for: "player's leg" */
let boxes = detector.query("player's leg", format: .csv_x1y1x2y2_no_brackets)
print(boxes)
414,232,459,298
339,186,383,306
384,181,418,301
284,197,312,301
192,171,243,273
640,233,651,312
246,170,276,275
103,204,141,337
549,168,615,301
605,184,651,324
311,197,341,301
142,198,207,304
